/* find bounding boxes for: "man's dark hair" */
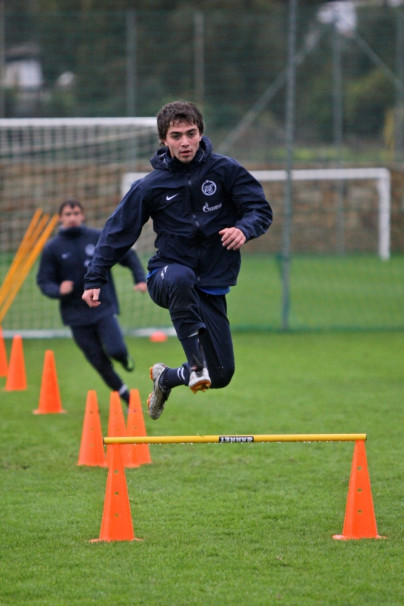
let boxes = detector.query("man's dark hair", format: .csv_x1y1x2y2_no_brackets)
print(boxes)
58,199,84,215
157,101,204,143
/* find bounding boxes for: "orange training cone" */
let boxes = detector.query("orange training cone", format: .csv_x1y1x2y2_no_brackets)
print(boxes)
0,326,8,377
106,391,138,468
33,350,66,414
333,440,385,540
127,388,152,466
90,443,141,543
5,334,27,391
77,390,107,467
149,330,168,342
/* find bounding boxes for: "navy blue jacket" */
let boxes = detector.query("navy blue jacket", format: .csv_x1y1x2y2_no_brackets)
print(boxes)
84,136,272,291
37,225,146,327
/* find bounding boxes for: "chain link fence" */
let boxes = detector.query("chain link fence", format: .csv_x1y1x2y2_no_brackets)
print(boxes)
2,6,404,163
0,5,403,332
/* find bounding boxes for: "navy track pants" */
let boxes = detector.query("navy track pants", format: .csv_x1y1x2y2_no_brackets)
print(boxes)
147,263,235,388
70,315,128,392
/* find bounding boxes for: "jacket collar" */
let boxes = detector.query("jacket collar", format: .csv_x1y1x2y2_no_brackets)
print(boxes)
150,135,212,172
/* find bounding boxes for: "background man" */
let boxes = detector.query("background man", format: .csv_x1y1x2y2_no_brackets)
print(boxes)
37,199,147,406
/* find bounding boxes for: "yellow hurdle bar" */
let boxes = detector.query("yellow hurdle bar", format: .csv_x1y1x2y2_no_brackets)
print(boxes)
104,433,367,445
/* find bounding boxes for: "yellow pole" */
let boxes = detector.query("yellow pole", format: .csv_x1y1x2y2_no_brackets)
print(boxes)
0,213,59,323
104,433,367,445
0,209,44,307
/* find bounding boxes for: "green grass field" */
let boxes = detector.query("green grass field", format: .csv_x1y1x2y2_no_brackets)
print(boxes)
0,330,403,605
2,253,404,333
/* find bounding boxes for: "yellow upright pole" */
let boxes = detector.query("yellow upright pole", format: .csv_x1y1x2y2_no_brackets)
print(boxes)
0,209,43,307
0,212,59,324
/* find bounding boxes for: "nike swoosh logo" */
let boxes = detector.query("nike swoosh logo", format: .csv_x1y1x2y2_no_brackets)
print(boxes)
166,194,179,201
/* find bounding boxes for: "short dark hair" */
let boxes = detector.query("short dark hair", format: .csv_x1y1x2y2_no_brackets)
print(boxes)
157,101,204,143
58,199,84,215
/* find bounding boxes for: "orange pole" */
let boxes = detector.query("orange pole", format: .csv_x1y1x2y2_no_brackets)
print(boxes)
0,213,58,323
0,209,43,306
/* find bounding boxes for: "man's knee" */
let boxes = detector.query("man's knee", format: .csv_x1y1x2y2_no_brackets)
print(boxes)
105,344,126,361
167,264,195,291
210,364,235,389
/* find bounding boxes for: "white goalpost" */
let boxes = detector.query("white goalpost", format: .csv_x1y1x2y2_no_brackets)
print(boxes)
254,168,391,261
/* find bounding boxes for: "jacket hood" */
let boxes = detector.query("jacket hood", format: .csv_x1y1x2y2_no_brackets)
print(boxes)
150,135,213,171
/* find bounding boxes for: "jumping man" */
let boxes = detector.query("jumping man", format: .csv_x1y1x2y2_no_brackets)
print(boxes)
82,101,272,419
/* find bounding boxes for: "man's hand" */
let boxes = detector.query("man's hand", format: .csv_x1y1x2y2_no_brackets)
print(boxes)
134,282,147,294
82,288,101,307
219,227,246,251
59,280,74,295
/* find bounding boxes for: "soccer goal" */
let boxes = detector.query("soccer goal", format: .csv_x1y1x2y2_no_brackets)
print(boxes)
0,117,159,336
256,168,391,261
122,167,391,261
121,166,397,333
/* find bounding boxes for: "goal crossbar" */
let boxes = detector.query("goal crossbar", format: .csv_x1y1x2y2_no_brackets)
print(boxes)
0,117,156,128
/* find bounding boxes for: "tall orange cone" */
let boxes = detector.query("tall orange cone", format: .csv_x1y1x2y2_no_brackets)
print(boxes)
33,350,66,414
77,390,107,467
127,388,152,466
333,440,385,540
106,391,138,468
5,334,27,391
0,326,8,377
90,443,141,542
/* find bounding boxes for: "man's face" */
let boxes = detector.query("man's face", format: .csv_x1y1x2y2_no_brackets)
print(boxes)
163,120,202,164
59,205,84,229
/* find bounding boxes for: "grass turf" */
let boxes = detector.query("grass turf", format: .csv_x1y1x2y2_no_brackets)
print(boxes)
0,331,403,605
2,253,404,332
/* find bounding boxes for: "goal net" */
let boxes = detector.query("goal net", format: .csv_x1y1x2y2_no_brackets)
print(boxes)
0,117,170,337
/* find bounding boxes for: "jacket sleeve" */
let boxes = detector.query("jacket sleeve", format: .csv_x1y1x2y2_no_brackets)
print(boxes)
36,244,62,299
227,161,273,241
84,181,150,289
118,248,146,284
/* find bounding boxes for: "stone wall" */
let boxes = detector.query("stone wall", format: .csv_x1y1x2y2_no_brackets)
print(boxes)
245,166,404,256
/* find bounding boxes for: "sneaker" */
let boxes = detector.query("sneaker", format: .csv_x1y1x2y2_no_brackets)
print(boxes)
189,366,211,394
147,363,171,420
121,354,135,372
